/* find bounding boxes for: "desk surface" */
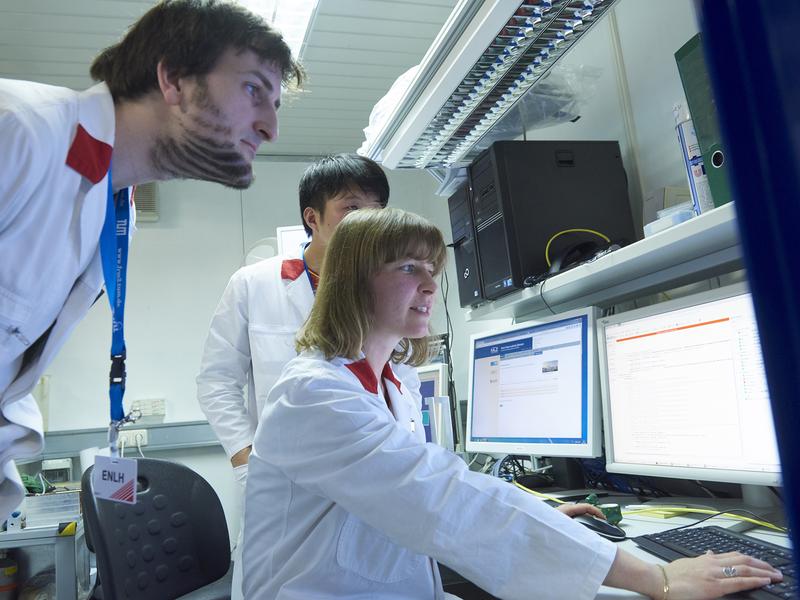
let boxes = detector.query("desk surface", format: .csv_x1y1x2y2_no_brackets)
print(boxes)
0,519,82,545
596,504,792,599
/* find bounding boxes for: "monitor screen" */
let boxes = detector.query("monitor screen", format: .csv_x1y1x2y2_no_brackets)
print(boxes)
466,307,601,457
598,283,781,486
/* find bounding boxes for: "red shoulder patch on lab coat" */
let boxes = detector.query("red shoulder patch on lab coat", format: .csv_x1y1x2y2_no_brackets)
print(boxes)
66,124,112,184
281,259,305,281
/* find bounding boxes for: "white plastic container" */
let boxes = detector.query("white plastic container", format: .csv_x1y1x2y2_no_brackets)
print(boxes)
643,208,695,238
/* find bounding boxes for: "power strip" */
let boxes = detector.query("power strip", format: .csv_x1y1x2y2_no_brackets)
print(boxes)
118,428,148,448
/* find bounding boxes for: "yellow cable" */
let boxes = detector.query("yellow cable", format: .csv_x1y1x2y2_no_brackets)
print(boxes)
513,481,786,533
621,506,787,532
544,229,611,267
514,480,566,503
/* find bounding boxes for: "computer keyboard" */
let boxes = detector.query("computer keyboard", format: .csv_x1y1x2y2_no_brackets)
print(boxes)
634,526,797,599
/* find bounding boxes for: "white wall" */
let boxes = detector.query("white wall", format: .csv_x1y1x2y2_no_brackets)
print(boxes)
47,179,243,430
614,0,701,197
45,161,442,430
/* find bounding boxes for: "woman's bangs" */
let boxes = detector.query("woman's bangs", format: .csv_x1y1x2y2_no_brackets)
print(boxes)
355,209,447,274
407,235,446,273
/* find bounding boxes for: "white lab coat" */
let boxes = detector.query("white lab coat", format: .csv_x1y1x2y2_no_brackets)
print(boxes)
0,80,117,519
197,252,422,599
196,248,313,458
243,351,617,600
197,251,422,457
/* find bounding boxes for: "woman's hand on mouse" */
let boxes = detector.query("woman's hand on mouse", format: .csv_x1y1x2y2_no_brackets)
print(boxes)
556,502,606,519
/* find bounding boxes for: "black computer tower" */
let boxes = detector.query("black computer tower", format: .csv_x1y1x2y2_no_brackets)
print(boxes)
447,183,484,307
470,140,636,301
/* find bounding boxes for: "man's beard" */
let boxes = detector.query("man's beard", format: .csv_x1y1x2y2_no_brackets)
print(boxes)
151,79,254,189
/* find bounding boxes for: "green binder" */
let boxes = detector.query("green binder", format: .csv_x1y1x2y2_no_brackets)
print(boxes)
675,33,733,207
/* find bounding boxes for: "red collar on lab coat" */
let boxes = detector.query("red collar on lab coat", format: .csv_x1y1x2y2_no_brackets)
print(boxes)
346,358,403,395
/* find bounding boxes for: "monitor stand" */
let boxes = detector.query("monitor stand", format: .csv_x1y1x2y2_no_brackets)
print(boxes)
740,483,781,509
728,484,785,533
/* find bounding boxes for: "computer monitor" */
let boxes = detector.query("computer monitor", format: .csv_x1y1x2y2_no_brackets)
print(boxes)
276,225,310,255
598,283,781,487
417,363,447,400
466,307,601,457
417,363,455,451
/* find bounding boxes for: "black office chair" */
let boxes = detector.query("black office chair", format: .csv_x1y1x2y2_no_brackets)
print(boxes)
81,458,232,600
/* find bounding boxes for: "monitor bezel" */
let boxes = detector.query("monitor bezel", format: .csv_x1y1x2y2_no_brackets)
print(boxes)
597,281,781,487
465,306,601,458
416,362,448,399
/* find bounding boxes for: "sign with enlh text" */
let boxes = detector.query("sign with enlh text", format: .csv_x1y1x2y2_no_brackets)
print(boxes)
92,455,138,504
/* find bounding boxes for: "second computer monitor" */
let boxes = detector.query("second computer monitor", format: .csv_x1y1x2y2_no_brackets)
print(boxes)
466,307,601,457
598,283,781,487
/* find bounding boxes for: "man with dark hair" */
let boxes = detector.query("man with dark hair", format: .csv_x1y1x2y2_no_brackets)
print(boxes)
197,153,416,599
297,153,390,276
90,0,303,104
298,153,390,236
0,0,303,520
88,0,304,190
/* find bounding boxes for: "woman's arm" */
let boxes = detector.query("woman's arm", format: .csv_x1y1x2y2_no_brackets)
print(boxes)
603,547,782,599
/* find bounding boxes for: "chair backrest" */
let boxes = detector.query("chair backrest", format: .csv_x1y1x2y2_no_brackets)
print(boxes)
81,458,230,599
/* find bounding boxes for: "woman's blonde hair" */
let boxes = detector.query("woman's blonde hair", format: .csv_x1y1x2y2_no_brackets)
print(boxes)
296,207,447,366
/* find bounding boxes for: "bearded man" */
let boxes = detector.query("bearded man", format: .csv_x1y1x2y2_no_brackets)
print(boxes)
0,0,304,519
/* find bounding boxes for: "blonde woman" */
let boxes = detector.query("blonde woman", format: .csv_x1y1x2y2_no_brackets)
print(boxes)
242,208,781,599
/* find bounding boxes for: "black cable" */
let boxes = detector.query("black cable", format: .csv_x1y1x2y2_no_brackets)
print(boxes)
522,272,550,288
494,455,531,481
768,486,783,501
523,242,624,293
578,456,670,498
694,480,718,499
539,275,556,315
440,268,460,447
521,270,557,315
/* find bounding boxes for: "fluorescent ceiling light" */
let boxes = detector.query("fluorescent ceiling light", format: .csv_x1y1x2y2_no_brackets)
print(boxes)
235,0,318,59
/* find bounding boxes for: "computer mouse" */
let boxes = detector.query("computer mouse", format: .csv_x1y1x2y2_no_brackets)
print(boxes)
572,514,627,542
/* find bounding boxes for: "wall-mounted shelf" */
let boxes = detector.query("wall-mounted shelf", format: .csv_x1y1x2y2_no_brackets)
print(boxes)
466,202,742,321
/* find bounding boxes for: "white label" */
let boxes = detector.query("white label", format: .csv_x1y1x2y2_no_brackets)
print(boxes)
92,455,137,504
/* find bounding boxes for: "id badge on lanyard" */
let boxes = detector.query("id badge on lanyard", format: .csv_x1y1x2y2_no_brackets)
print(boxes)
93,167,139,504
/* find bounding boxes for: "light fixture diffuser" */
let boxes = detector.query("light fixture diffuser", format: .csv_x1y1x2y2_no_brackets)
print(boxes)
235,0,318,60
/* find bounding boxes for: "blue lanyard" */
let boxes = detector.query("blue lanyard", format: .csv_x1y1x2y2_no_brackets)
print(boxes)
301,242,317,295
100,169,129,425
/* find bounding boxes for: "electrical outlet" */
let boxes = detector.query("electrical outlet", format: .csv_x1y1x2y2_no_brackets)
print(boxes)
118,428,148,448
